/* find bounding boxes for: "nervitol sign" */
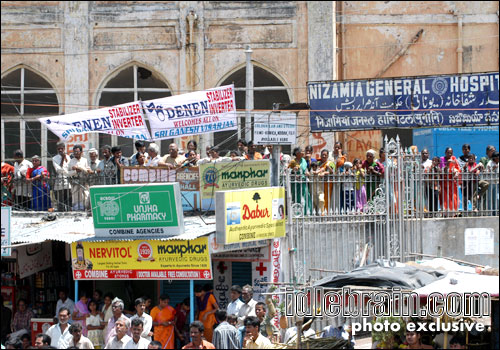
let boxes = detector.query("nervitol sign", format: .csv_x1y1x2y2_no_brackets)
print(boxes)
89,183,184,237
200,160,271,211
215,187,286,244
71,237,212,280
309,72,499,131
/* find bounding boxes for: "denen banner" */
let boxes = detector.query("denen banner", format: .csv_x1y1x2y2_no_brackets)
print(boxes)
215,187,286,244
71,237,212,280
200,160,270,210
89,183,184,237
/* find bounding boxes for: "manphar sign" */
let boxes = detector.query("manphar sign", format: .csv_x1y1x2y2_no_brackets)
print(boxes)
90,183,184,237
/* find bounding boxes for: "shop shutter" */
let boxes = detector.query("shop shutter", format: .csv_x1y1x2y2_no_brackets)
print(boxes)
231,262,252,288
161,280,190,308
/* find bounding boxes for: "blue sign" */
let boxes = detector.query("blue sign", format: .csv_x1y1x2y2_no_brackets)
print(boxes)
308,72,499,131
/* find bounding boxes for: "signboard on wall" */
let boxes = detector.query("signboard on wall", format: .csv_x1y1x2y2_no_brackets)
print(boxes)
215,187,286,244
71,237,212,280
200,160,271,211
89,183,184,237
18,242,52,279
309,72,499,131
254,113,297,145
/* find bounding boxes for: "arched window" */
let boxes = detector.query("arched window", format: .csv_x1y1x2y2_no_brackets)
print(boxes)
1,67,59,167
217,65,291,153
96,64,172,156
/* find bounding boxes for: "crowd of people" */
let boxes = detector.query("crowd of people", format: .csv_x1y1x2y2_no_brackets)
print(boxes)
1,284,328,349
1,139,498,215
286,142,499,216
3,284,478,349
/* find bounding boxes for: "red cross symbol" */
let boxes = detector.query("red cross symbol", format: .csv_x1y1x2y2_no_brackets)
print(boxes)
217,261,228,274
255,262,267,276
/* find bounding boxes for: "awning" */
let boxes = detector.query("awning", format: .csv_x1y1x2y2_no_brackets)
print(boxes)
9,212,94,246
8,212,216,246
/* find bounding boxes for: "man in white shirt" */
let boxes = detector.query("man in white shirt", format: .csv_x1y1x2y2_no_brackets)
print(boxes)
146,143,161,167
125,318,150,349
105,297,130,345
12,149,32,210
237,285,258,327
105,316,132,349
68,144,90,210
197,146,232,165
55,288,75,321
129,298,153,341
421,149,433,170
87,148,101,186
227,285,244,316
46,307,73,348
52,142,72,211
68,322,94,349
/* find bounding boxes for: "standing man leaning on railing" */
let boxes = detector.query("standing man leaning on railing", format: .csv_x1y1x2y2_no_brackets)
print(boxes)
96,145,115,185
108,146,129,184
52,143,72,211
13,149,32,211
68,144,91,211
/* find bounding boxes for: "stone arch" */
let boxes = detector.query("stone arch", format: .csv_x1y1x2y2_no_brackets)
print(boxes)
213,61,293,150
216,60,294,103
93,60,173,107
1,63,62,114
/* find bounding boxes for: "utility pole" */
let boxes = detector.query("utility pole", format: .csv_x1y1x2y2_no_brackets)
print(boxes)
245,46,254,141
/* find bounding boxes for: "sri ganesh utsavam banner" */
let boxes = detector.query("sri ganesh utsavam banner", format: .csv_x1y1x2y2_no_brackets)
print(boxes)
143,84,237,140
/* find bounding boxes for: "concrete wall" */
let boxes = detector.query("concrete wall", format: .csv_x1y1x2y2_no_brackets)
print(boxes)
421,217,499,268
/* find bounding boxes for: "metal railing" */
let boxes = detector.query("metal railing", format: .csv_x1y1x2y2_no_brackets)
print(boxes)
3,173,118,212
284,167,499,219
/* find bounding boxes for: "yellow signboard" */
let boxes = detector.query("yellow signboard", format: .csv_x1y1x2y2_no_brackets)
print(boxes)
215,187,286,244
71,237,212,280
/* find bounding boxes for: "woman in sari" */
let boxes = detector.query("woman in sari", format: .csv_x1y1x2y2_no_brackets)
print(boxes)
311,149,335,214
439,147,461,215
362,150,384,201
288,147,312,215
26,155,51,211
72,291,90,336
194,285,218,343
151,294,176,349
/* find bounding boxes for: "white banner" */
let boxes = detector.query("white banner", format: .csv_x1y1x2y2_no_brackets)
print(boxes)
18,242,52,279
39,101,151,142
143,84,237,140
213,260,232,310
254,113,297,145
1,207,11,257
270,238,283,329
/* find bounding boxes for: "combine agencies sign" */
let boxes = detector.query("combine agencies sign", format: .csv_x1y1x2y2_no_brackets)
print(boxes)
309,72,499,131
71,237,212,280
89,183,184,237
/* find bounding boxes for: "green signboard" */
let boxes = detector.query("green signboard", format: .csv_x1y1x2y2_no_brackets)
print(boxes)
90,183,184,237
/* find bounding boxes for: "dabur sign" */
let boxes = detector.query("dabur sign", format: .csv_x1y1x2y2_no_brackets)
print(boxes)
71,237,212,280
215,187,286,244
89,183,184,237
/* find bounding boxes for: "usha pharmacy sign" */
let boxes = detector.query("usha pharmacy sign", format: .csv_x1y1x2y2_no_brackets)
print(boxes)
90,183,184,237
